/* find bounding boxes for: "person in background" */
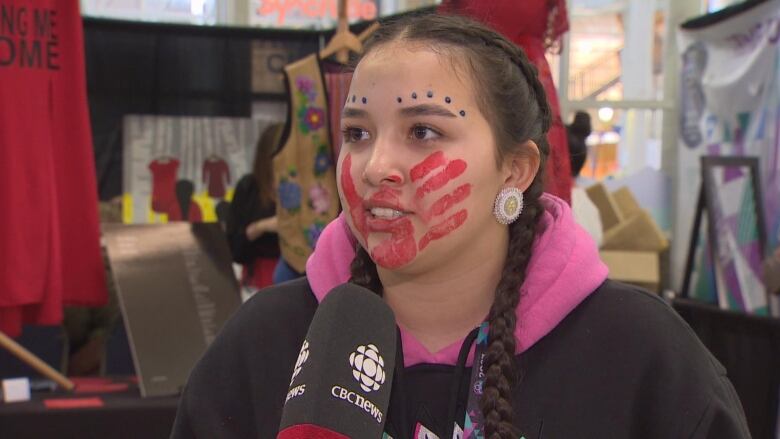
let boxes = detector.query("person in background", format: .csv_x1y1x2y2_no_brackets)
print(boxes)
226,124,284,294
567,111,603,246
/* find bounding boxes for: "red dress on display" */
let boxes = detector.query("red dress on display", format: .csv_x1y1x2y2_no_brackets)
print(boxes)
149,158,180,212
439,0,573,203
202,157,230,199
0,0,106,336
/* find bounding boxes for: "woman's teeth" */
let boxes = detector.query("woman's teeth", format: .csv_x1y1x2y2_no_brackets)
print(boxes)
370,207,404,219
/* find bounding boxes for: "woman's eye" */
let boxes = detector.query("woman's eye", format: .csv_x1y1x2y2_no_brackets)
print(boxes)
343,127,370,143
411,125,441,141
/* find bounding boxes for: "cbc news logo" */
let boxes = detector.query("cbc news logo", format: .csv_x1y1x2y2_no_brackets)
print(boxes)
290,340,309,386
349,344,386,393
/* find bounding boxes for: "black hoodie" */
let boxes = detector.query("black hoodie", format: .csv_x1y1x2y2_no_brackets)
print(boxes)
171,277,750,439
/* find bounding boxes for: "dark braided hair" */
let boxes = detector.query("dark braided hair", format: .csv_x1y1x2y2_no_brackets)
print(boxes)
348,13,552,439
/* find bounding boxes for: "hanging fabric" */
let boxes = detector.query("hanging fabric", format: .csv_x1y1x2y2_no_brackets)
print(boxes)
324,62,354,160
0,0,106,336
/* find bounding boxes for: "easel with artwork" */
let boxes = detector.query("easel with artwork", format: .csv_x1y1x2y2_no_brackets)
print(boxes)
681,156,771,315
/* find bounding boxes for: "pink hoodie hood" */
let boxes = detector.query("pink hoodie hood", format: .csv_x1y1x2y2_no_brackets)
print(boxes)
305,193,609,367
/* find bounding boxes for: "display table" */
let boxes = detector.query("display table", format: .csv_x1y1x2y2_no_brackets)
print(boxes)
0,377,178,438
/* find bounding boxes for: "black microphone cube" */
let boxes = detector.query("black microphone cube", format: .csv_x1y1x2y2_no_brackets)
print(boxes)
279,284,397,438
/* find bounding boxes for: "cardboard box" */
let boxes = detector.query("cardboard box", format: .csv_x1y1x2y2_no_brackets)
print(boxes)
586,183,624,231
589,184,670,293
600,250,661,293
612,186,641,218
602,210,669,252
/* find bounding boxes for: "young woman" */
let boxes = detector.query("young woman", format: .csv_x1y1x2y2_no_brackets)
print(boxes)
172,14,749,439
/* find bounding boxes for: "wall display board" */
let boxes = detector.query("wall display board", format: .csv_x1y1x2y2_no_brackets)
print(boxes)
683,157,769,314
678,1,780,309
103,223,241,397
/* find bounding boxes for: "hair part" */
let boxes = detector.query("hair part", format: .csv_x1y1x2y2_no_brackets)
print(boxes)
348,13,552,438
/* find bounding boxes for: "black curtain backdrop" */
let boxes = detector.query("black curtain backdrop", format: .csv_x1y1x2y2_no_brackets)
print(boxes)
84,18,321,200
673,298,780,439
83,9,435,201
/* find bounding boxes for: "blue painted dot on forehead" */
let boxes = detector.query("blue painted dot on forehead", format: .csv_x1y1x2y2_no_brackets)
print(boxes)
427,91,433,98
412,92,417,99
397,97,402,103
352,95,356,103
460,110,466,117
445,97,452,104
362,97,367,104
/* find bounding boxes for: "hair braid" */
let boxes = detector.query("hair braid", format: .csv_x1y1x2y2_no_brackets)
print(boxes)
480,176,546,438
444,18,554,439
349,246,383,295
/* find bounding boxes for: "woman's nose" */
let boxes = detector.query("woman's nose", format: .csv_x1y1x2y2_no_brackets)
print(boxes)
361,137,404,186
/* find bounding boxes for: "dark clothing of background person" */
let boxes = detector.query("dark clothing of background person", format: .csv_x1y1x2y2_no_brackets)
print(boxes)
567,111,592,177
226,174,280,288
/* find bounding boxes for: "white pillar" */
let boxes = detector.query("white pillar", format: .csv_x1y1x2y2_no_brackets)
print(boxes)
663,0,706,290
618,0,656,176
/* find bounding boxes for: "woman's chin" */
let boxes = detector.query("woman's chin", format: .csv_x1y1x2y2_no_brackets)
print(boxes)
368,239,418,270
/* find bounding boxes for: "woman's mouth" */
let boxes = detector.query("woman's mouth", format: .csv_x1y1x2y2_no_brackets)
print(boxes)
363,187,410,223
369,207,405,219
364,204,412,233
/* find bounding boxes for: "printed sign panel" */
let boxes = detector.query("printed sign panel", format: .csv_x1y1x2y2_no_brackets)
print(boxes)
104,223,241,397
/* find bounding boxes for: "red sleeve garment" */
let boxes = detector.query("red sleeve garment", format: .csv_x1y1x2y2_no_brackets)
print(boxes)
0,0,106,336
545,0,570,50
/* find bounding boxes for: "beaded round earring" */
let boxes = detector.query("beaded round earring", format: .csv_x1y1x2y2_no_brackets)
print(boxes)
493,187,524,225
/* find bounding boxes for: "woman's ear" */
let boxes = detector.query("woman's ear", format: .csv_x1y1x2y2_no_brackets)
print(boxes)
502,140,540,192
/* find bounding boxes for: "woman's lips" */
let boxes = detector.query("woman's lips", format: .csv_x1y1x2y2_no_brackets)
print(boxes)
361,187,414,233
365,214,410,233
364,203,412,232
363,190,413,232
363,188,404,210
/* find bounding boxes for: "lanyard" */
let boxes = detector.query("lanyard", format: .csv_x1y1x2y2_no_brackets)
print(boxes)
459,322,489,439
384,323,490,439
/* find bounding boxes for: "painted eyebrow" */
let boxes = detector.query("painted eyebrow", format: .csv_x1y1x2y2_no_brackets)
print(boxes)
342,104,458,119
399,104,457,118
342,107,369,119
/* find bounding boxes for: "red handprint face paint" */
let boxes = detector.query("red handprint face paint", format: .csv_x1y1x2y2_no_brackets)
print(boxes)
337,44,508,271
419,209,468,251
340,153,368,241
410,152,472,249
415,158,467,199
345,149,474,268
340,152,419,268
410,151,447,182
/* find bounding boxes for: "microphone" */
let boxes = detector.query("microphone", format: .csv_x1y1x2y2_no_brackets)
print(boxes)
278,283,397,439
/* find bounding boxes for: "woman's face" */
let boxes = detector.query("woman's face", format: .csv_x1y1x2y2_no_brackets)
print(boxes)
337,44,513,271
